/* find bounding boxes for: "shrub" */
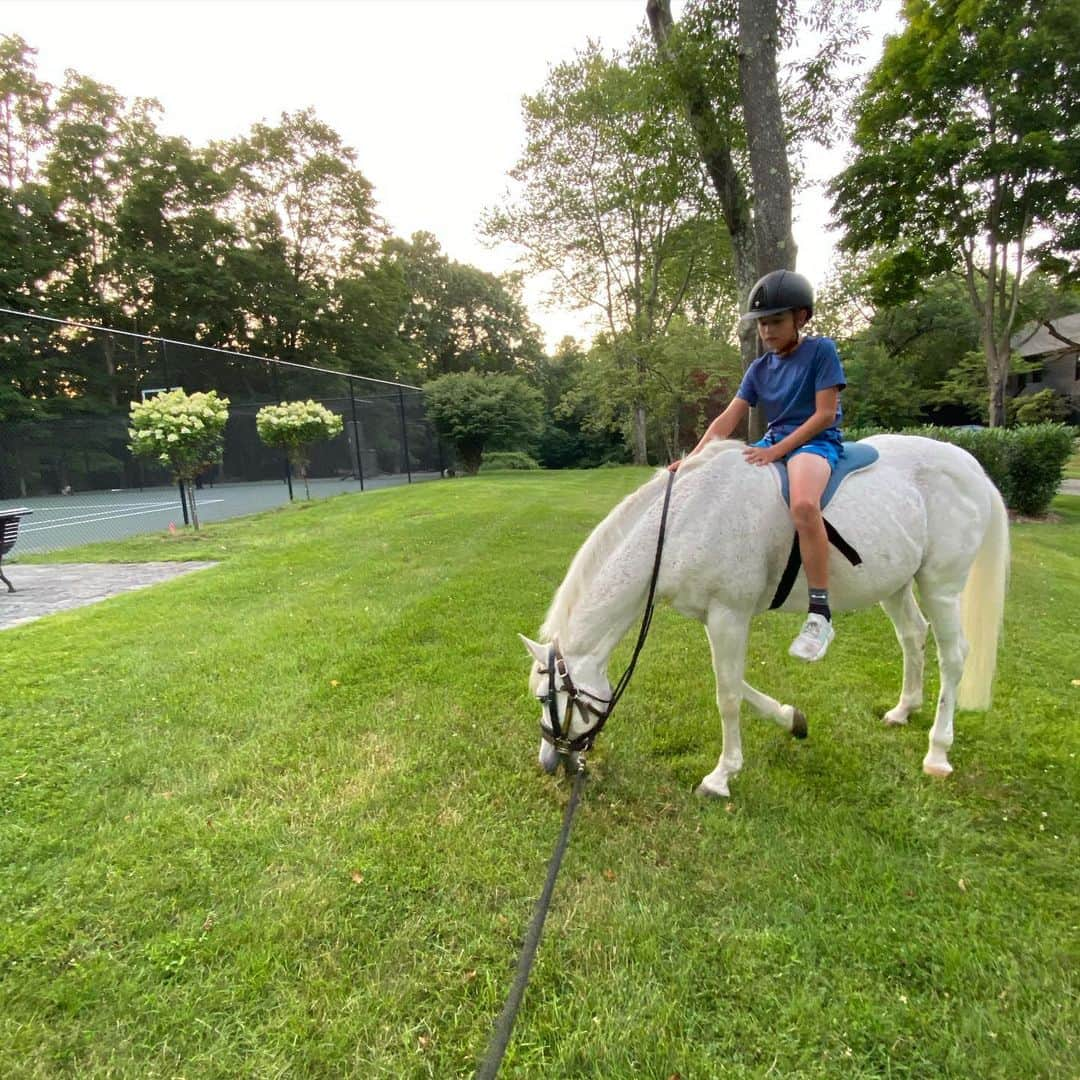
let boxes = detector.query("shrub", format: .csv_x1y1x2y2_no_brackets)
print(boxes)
478,451,541,472
937,426,1012,497
1008,388,1072,425
842,425,890,442
843,422,1073,516
1003,423,1075,516
422,373,543,475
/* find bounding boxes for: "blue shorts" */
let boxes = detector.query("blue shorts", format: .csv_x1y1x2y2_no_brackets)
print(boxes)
753,432,843,470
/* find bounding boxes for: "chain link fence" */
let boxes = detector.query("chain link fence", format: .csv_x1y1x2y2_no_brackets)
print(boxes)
0,313,447,557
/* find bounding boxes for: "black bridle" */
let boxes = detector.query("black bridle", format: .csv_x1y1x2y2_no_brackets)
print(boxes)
534,468,675,756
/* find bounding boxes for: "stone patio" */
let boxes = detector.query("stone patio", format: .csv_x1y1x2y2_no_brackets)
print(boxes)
0,562,217,630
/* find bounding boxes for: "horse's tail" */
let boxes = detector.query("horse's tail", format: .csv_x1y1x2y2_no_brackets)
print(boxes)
956,481,1009,710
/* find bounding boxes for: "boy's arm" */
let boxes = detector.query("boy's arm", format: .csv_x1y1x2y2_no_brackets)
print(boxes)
744,387,839,465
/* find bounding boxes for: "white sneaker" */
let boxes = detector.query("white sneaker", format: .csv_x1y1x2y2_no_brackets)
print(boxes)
789,613,835,662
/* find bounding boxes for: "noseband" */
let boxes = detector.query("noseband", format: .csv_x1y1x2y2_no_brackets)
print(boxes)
536,644,612,754
534,468,675,757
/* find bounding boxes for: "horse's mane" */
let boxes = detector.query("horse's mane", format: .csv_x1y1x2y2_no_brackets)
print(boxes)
540,440,744,641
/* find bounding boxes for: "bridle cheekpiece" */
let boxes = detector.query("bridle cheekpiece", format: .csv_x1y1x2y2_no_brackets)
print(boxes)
536,644,611,755
532,468,675,761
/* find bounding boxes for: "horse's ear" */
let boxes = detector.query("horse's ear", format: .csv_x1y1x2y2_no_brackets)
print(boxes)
518,634,548,666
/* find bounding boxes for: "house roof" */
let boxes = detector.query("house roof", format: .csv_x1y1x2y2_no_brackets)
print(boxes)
1011,312,1080,357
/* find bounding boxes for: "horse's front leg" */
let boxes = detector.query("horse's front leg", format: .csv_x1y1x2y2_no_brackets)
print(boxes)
697,605,751,799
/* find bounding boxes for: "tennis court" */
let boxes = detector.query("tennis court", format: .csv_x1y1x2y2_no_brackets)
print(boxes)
1,473,440,558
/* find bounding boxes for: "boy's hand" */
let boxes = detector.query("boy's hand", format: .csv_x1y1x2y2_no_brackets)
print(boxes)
667,459,683,473
742,444,781,466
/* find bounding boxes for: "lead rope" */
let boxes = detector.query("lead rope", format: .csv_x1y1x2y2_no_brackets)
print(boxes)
474,764,586,1080
474,469,675,1079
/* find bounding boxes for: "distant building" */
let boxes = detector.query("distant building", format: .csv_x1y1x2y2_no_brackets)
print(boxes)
1009,313,1080,420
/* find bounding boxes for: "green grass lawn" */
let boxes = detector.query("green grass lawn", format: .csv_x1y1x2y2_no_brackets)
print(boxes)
1065,440,1080,480
2,472,1077,1078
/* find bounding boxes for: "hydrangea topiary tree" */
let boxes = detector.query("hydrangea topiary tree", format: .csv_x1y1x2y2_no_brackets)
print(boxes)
128,389,230,530
256,400,344,499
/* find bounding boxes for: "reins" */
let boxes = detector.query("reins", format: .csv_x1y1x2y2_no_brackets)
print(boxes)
475,468,675,1079
537,468,676,755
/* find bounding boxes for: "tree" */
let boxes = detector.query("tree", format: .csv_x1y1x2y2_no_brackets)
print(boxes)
0,35,51,191
256,399,344,499
0,186,67,422
422,372,543,474
483,41,732,463
42,70,134,404
0,38,67,423
213,108,383,366
647,0,870,435
564,318,741,461
112,123,244,351
128,389,229,530
380,233,545,379
831,0,1080,426
531,337,628,469
837,342,924,429
1009,388,1072,425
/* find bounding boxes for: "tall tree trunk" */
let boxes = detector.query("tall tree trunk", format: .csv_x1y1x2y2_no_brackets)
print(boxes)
647,0,758,337
632,401,649,465
738,0,797,276
648,0,801,441
987,342,1009,428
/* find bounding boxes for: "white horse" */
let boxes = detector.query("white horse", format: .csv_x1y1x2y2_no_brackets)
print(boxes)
520,435,1009,797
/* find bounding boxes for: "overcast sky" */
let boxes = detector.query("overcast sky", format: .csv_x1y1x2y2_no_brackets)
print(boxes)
6,0,901,347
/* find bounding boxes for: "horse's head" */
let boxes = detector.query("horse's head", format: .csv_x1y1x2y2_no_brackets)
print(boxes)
519,634,611,776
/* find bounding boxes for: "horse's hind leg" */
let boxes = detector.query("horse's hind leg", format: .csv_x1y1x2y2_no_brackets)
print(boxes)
698,606,751,799
916,585,969,777
880,583,929,726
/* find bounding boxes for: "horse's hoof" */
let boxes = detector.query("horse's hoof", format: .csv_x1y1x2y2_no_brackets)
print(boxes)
695,782,728,799
922,760,953,778
884,706,912,726
791,709,808,740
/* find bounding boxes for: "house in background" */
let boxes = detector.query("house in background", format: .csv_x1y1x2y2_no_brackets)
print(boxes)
1009,312,1080,420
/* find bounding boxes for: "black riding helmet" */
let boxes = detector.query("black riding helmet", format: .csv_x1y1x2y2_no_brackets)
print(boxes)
740,269,814,323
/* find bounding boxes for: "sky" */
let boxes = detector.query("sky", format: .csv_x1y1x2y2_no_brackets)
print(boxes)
5,0,901,349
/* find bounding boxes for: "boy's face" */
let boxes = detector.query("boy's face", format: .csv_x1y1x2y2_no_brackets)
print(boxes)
756,309,806,353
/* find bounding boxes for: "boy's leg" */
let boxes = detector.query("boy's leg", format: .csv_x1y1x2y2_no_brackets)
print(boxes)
788,451,832,588
787,449,835,661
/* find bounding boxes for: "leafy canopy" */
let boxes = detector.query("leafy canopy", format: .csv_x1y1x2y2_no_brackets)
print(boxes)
832,0,1080,300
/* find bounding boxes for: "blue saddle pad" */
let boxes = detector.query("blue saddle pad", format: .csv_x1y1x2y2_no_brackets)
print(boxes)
772,441,879,510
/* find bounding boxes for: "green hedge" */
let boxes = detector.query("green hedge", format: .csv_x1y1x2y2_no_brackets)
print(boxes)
478,451,541,472
843,423,1076,517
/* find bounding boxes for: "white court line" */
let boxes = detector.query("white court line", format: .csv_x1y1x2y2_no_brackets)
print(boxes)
23,500,225,532
24,501,179,519
21,502,179,529
27,501,179,513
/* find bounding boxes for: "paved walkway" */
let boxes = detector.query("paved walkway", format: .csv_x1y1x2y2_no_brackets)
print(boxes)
1061,479,1080,496
0,562,216,631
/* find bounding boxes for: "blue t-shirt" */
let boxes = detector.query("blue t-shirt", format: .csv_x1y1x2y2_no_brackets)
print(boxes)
736,336,846,439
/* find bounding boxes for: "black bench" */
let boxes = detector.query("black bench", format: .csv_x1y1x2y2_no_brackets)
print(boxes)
0,508,32,593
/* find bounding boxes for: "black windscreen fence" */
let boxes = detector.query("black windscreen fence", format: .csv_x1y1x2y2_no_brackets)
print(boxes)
0,313,447,556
